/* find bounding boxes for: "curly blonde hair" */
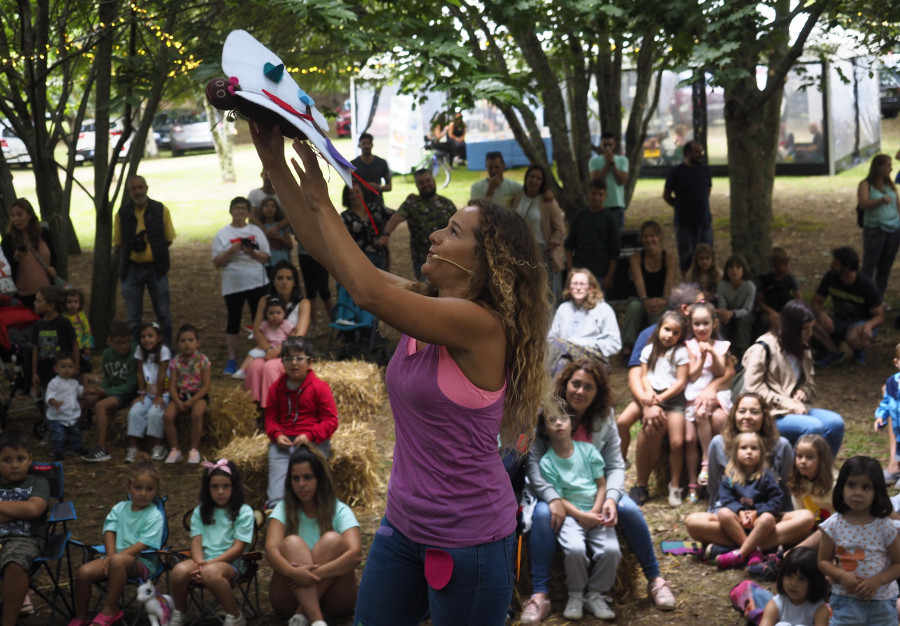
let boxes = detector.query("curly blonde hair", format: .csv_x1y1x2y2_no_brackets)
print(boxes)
561,267,603,310
466,198,559,449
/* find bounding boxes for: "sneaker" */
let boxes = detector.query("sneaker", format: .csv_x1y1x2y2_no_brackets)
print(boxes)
747,553,781,581
150,445,167,461
647,578,676,611
520,595,551,625
853,349,867,365
703,543,732,563
165,449,183,464
584,591,615,620
168,610,185,626
310,621,327,626
223,613,247,626
815,350,845,369
746,549,764,567
698,463,709,486
563,592,584,620
187,449,201,464
124,447,138,463
287,616,310,626
82,447,111,463
716,549,745,569
231,369,246,380
223,359,238,375
629,485,649,506
668,484,683,507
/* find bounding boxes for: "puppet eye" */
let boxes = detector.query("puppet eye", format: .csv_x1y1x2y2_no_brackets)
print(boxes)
216,89,226,98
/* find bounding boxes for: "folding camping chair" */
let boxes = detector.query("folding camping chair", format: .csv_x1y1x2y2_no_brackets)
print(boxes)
69,495,169,625
325,285,386,362
168,508,266,623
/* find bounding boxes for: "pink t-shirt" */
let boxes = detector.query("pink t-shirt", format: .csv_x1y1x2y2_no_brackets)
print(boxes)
684,338,730,401
260,319,294,348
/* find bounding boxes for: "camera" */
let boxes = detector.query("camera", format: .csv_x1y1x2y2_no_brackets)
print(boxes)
240,237,259,250
132,230,148,253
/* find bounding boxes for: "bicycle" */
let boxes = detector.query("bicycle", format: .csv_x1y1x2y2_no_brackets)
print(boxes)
406,137,452,189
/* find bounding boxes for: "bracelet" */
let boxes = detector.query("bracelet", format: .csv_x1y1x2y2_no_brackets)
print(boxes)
640,295,648,302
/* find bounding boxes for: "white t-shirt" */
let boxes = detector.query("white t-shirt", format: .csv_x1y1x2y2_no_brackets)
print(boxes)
134,344,172,397
640,343,689,391
212,223,271,296
45,377,83,426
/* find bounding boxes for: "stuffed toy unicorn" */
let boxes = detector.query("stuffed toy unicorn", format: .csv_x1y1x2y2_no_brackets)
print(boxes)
136,579,173,626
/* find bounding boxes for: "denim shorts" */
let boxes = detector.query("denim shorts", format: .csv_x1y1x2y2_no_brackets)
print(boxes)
354,516,515,626
830,594,896,626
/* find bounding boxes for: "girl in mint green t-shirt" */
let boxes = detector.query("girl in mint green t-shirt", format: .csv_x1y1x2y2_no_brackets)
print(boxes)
168,459,254,626
265,445,361,626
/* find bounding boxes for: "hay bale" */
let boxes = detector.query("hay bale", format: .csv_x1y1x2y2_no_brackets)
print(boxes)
107,380,259,452
315,360,386,423
330,420,382,510
215,421,383,511
217,433,269,505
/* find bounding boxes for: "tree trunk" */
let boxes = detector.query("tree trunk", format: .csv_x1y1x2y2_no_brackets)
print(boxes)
623,36,661,208
724,77,783,275
0,158,15,232
207,100,236,183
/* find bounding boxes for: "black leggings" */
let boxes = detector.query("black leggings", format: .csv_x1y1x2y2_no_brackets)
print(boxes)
298,254,332,301
223,286,268,335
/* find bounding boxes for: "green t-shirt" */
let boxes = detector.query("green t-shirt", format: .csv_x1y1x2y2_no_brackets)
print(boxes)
588,154,629,208
539,441,605,511
100,345,138,396
270,500,359,547
0,475,50,540
103,500,165,551
190,504,255,560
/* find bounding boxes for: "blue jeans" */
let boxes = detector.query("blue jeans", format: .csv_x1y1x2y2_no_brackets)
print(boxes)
121,264,172,345
776,407,844,456
830,595,896,626
861,226,900,298
47,420,82,456
675,222,713,273
355,516,515,626
529,496,660,595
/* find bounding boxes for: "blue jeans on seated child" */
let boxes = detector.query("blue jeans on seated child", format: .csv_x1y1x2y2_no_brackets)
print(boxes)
47,420,82,457
775,407,844,457
830,595,896,626
354,516,515,626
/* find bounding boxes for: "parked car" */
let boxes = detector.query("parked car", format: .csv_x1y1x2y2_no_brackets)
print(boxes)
152,110,187,150
0,122,30,166
75,118,132,163
336,99,351,138
169,111,217,156
880,64,900,119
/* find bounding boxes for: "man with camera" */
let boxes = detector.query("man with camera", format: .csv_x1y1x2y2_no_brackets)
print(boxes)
589,131,629,233
114,175,176,345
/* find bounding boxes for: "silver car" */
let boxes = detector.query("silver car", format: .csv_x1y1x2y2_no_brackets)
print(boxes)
170,111,218,156
0,123,30,166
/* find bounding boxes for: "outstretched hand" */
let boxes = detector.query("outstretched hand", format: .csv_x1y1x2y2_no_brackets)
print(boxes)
289,140,332,212
249,121,287,172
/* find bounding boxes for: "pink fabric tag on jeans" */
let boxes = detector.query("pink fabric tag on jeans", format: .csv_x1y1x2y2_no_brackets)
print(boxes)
424,548,453,590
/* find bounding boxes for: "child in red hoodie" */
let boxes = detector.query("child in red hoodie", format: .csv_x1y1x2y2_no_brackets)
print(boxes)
264,336,338,509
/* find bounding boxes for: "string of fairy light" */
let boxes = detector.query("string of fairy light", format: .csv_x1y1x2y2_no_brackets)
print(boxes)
0,3,362,79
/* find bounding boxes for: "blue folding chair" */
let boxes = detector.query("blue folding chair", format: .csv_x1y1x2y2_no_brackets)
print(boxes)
69,495,169,625
326,285,386,362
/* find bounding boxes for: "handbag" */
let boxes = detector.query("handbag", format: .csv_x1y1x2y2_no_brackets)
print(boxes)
26,242,74,290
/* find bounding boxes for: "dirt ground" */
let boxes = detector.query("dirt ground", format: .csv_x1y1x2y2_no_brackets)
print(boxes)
13,142,900,625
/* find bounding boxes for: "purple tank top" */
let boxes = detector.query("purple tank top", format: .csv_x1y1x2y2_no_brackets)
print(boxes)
384,335,516,547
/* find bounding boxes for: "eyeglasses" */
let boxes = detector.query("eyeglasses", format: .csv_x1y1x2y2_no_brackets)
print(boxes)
282,355,310,363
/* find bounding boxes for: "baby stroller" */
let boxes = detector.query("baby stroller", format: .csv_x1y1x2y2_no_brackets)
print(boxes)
0,296,44,434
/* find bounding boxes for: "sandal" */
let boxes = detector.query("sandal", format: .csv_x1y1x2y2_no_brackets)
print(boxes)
686,483,701,505
698,462,709,486
20,591,34,614
90,610,124,626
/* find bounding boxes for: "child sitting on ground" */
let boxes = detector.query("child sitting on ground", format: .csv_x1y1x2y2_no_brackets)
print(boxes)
756,247,802,331
45,352,85,461
538,410,619,621
80,321,138,463
264,337,338,509
232,298,294,380
759,546,829,626
875,343,900,487
787,433,835,524
31,284,79,394
0,430,50,626
64,288,94,373
126,322,171,463
715,431,783,569
163,324,211,464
